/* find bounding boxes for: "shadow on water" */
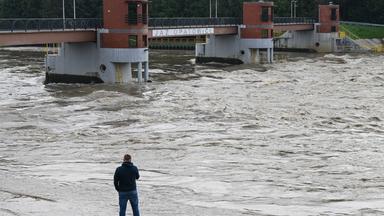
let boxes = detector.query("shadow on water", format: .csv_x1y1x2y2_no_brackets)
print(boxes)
149,49,201,82
0,49,45,67
44,83,148,99
149,49,269,81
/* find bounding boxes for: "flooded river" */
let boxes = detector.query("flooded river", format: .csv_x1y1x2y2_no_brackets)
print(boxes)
0,49,383,216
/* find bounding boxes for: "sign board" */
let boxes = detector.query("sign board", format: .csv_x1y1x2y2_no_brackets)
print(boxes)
152,28,214,37
339,31,346,38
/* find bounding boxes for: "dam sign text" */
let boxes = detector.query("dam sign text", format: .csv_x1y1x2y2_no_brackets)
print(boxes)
152,28,215,37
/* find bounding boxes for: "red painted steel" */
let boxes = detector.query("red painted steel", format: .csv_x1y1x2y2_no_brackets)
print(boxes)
274,24,314,31
102,0,148,48
214,27,238,35
318,4,340,33
0,31,96,46
241,2,274,39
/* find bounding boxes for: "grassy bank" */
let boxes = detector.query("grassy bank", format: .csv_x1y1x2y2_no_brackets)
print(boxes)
341,24,384,39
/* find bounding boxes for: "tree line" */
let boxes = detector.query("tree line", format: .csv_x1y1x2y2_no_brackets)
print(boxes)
0,0,102,18
0,0,383,24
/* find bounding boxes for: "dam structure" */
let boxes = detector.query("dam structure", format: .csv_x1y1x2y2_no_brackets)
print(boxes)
45,0,150,84
0,1,342,84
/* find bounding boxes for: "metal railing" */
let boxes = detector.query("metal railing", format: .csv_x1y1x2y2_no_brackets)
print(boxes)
149,17,316,28
0,17,318,33
125,15,148,25
340,21,384,27
148,17,241,28
274,17,317,24
0,18,102,32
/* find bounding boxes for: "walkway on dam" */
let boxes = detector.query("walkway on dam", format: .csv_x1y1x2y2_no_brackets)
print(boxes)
0,17,316,46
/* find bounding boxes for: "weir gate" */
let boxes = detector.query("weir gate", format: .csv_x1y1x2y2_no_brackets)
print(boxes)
0,1,340,84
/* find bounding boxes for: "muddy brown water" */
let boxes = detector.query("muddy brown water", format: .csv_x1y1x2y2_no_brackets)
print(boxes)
0,48,383,216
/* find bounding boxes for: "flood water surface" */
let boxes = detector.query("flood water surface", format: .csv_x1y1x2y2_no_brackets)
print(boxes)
0,49,384,216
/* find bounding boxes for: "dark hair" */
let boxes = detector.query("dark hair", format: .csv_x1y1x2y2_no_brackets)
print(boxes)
124,154,132,162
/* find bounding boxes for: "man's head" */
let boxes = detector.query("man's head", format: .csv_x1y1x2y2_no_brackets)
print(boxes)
123,154,132,162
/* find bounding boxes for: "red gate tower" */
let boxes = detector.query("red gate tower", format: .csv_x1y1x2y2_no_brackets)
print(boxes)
318,3,339,33
45,0,150,84
100,0,149,83
313,2,340,52
241,1,274,63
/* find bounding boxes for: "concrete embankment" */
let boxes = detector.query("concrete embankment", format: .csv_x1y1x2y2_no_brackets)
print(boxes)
340,21,384,52
354,38,384,52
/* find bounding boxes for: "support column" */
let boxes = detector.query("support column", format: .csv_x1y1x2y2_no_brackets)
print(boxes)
256,49,260,63
144,61,149,82
270,48,274,63
267,49,271,63
137,62,143,83
122,63,132,82
115,63,123,83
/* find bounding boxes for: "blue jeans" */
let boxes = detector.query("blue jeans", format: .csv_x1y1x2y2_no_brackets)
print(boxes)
119,191,140,216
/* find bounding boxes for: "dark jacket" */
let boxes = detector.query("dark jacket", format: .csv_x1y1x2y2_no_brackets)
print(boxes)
114,162,140,192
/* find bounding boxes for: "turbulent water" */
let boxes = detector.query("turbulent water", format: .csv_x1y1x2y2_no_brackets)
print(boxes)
0,49,383,216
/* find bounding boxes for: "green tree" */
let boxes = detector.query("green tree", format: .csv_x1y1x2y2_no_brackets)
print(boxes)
0,0,383,24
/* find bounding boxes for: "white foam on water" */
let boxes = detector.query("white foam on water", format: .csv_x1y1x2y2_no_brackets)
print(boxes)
0,46,45,52
1,50,384,216
26,162,115,182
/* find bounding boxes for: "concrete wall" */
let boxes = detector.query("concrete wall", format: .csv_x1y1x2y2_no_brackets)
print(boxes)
274,27,339,52
240,39,273,63
196,34,274,64
202,35,240,59
275,30,315,50
314,32,339,52
99,48,149,83
46,42,99,77
99,48,148,63
46,38,149,83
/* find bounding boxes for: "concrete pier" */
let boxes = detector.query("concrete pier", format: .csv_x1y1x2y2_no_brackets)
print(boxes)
196,2,274,64
45,0,149,84
274,3,341,53
144,62,150,82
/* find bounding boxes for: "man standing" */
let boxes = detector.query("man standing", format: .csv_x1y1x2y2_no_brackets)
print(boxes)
114,154,140,216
